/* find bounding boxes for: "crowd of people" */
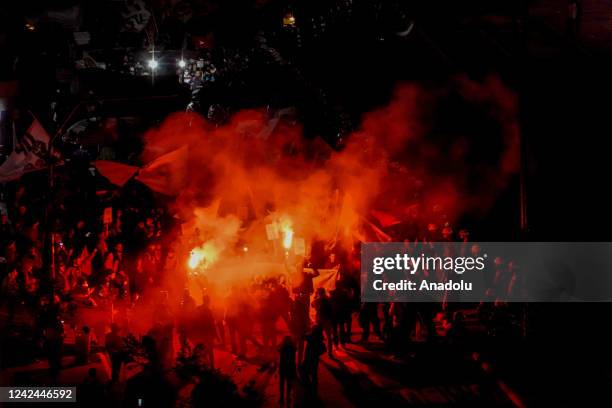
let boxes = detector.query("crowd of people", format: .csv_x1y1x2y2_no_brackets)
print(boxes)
0,154,523,407
0,3,524,405
0,170,172,367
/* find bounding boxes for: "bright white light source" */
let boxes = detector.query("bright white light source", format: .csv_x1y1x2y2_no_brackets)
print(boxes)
148,59,159,70
178,59,186,68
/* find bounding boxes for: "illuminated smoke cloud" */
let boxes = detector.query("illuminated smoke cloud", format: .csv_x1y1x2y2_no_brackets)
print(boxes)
141,77,519,294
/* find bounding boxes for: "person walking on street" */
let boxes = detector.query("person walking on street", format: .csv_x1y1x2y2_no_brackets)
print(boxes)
105,323,125,383
301,325,325,395
278,335,297,405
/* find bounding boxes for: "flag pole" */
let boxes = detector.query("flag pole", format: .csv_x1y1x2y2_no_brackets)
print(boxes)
44,102,83,288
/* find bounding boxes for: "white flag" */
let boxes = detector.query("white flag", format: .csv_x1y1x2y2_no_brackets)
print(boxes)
121,0,151,32
0,118,50,182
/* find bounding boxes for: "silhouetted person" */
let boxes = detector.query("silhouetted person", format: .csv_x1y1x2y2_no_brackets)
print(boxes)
419,303,439,343
260,286,278,355
236,288,262,358
330,286,350,348
312,288,333,357
359,302,381,342
225,286,241,354
291,291,311,364
105,323,125,382
196,295,217,368
1,267,19,323
566,0,581,37
278,335,297,405
382,302,392,343
75,326,95,365
79,368,105,408
147,322,175,371
271,279,292,328
178,288,196,331
447,312,466,345
302,325,325,395
44,317,65,383
298,260,319,297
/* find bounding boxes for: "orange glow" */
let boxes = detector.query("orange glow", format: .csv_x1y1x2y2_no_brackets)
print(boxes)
139,78,520,296
280,218,294,250
187,241,222,273
282,229,293,250
283,13,296,27
188,249,206,270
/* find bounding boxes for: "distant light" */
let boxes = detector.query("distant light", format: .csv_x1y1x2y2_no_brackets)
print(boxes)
25,23,35,31
283,13,296,27
148,59,159,70
178,59,186,68
243,246,249,253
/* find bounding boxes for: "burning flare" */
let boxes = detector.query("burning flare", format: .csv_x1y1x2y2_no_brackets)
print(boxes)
279,218,294,250
188,249,206,270
187,242,221,272
140,79,519,293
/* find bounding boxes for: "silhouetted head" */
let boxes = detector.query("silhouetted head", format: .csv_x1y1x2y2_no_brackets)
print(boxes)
202,294,210,307
281,335,294,348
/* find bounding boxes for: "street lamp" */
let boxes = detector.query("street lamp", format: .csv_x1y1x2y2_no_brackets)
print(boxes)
148,59,159,70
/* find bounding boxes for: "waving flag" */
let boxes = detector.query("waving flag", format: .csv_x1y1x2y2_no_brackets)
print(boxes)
93,160,139,187
311,265,341,292
0,118,50,182
135,145,188,195
121,0,152,32
370,209,402,228
92,146,188,195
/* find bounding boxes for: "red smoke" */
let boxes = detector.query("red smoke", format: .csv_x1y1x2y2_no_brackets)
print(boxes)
140,76,520,295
